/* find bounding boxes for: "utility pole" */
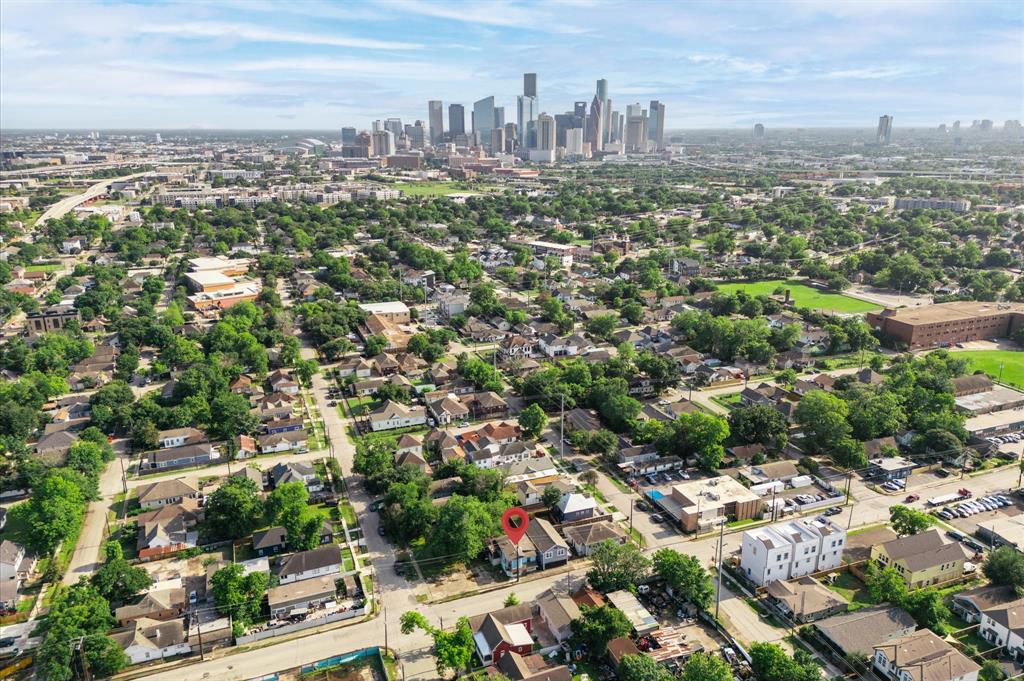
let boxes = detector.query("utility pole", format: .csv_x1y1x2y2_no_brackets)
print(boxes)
714,519,725,621
559,393,565,460
195,609,206,661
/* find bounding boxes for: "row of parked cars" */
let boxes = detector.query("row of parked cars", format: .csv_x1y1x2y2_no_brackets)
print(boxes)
638,470,690,486
988,432,1022,445
936,494,1012,520
881,478,907,493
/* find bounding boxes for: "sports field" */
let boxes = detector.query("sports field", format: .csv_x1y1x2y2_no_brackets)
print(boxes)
715,279,881,313
957,350,1024,389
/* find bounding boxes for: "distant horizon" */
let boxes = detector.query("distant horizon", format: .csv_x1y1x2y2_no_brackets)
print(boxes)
2,124,1012,134
2,0,1021,129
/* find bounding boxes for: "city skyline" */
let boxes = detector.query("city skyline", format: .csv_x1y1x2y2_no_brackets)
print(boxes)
1,0,1022,130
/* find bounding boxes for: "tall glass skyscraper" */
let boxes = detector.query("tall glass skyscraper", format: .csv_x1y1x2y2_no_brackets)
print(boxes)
473,96,495,148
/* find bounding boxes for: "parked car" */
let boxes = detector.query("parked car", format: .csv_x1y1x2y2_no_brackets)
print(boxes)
650,514,664,523
935,469,951,478
905,494,920,503
823,507,842,516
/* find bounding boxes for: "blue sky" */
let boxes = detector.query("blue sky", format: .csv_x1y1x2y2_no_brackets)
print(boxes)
2,0,1022,130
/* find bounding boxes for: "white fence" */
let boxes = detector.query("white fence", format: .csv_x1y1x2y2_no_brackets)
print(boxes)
236,606,367,643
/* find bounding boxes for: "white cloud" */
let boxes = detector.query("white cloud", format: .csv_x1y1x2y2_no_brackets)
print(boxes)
138,21,422,50
387,0,588,34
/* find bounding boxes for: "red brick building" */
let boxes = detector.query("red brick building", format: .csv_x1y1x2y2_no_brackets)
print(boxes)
867,302,1024,349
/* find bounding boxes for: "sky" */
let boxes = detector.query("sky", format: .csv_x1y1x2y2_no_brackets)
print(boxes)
1,0,1022,131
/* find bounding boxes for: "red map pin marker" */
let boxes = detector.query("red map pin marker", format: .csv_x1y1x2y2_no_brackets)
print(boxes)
501,507,530,546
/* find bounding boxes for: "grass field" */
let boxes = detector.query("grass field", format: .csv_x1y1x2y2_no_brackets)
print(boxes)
25,263,64,273
957,350,1024,389
715,279,881,313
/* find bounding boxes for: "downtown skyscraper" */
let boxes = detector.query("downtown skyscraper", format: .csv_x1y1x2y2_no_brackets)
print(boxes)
517,72,539,149
427,100,444,145
448,103,465,137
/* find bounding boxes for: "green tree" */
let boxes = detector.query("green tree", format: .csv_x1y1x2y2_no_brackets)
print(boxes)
749,643,822,681
727,404,788,450
979,659,1008,681
586,313,620,342
517,403,548,439
679,652,734,681
652,549,714,611
425,495,503,564
983,547,1024,595
587,540,651,593
832,437,867,470
210,392,260,440
12,471,85,554
618,654,674,681
504,593,520,607
210,563,270,627
903,588,949,634
889,505,934,537
400,611,476,677
654,411,729,472
91,543,152,603
865,563,909,604
794,391,851,453
83,633,131,678
541,485,563,510
204,476,265,540
570,605,632,659
266,481,324,551
37,582,120,681
294,358,319,386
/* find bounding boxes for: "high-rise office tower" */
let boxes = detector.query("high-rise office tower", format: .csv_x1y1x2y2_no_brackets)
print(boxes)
517,95,539,148
588,95,603,151
876,115,893,144
610,111,621,143
537,113,556,151
371,130,395,156
605,97,613,143
372,120,384,133
753,123,765,139
523,73,537,98
625,103,648,152
405,121,426,149
574,101,588,121
565,128,584,156
980,119,993,131
490,128,506,155
504,122,518,152
448,104,466,137
648,100,665,148
595,79,609,145
341,127,357,145
952,120,961,132
494,107,505,129
427,101,444,145
385,118,403,139
473,96,495,148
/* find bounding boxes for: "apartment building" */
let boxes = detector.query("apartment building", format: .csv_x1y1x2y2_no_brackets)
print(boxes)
26,304,81,338
740,517,846,586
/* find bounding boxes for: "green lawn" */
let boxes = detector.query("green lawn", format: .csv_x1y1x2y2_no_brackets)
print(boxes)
957,350,1024,389
827,572,874,611
393,182,479,197
25,263,64,273
715,279,881,313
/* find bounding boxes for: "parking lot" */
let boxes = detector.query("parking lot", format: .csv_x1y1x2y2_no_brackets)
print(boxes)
940,492,1023,542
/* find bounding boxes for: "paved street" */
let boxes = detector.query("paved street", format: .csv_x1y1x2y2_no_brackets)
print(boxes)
112,339,1022,680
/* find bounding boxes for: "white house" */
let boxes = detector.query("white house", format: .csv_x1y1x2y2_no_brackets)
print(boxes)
740,517,846,587
537,333,584,358
112,618,191,665
157,427,205,449
274,545,343,585
873,629,978,681
368,401,427,432
979,596,1024,661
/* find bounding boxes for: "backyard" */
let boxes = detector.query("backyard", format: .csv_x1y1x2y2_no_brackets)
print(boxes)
715,279,881,313
957,350,1024,389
